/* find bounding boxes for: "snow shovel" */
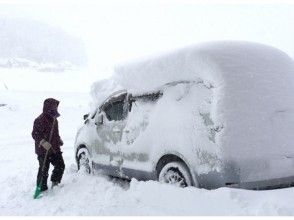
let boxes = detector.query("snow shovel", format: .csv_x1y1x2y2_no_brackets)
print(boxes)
33,118,56,199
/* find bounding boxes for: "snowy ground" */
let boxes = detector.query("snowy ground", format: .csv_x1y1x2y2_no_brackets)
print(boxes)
1,68,294,216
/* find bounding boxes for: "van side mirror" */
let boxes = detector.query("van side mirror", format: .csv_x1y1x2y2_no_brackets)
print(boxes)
95,114,104,126
83,114,89,120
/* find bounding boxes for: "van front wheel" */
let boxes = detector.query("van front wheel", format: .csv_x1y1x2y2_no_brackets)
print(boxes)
158,161,192,187
77,147,92,174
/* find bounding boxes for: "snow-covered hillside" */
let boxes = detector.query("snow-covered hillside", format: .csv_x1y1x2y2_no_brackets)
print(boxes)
0,17,87,68
1,68,294,215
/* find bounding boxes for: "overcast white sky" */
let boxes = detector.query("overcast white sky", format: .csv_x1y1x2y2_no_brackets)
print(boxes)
0,0,294,78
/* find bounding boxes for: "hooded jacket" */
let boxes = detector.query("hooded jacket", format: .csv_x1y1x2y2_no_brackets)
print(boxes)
32,98,63,156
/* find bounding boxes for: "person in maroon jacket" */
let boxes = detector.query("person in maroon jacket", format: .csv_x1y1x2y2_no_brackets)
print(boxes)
32,98,65,192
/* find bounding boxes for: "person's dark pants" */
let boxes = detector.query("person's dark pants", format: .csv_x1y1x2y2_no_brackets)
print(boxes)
37,152,65,191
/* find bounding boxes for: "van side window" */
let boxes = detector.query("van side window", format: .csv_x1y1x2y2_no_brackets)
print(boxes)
103,100,126,121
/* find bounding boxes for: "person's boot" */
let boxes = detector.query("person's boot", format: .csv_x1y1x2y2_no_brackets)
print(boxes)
41,186,48,192
38,186,49,198
51,181,59,189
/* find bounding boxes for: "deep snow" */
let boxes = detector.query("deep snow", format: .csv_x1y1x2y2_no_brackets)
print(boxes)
2,68,294,215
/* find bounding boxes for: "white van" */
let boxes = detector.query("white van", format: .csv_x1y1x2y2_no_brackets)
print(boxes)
74,41,294,189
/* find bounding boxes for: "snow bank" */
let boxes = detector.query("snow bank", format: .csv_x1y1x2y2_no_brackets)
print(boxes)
91,41,294,182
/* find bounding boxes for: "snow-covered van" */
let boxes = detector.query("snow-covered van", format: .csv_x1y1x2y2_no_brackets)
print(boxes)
74,41,294,189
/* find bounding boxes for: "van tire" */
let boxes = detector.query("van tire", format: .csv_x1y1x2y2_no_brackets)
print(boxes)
77,147,92,174
158,161,192,187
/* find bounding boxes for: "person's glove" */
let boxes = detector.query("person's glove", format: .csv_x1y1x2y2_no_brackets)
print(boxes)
40,139,52,151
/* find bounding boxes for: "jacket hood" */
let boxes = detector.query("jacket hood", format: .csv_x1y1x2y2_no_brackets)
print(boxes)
43,98,60,117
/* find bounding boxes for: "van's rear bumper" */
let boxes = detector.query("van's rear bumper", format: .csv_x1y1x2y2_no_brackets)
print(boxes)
227,175,294,190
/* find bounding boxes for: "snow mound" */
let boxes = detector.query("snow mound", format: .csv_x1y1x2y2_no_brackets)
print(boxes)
92,41,294,106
